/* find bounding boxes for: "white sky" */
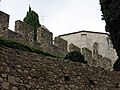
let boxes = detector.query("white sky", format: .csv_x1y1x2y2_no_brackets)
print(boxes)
0,0,105,37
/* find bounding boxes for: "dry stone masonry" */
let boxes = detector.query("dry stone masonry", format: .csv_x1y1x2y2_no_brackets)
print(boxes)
0,10,67,58
0,10,120,90
0,46,120,90
0,10,117,71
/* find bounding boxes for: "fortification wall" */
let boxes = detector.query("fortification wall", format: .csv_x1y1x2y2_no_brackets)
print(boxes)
0,11,9,38
0,11,9,30
14,20,34,46
37,26,53,47
0,10,68,57
54,37,67,52
0,10,113,69
82,47,112,70
0,46,120,90
69,43,81,52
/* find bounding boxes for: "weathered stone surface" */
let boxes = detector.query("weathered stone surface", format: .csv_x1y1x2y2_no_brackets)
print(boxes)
15,77,21,83
23,70,29,74
2,62,7,66
8,76,15,83
1,73,7,78
5,67,10,72
69,43,81,52
0,78,3,82
18,86,26,90
0,46,120,89
17,69,22,73
2,82,9,89
12,86,18,90
0,10,67,58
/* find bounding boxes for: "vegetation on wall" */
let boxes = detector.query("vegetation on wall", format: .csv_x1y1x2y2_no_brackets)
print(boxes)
23,6,41,40
99,0,120,71
64,51,87,64
0,38,56,58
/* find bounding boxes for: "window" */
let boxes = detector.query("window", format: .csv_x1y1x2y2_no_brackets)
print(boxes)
93,42,99,54
81,34,87,38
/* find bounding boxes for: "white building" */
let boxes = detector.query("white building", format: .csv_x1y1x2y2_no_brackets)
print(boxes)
59,30,117,65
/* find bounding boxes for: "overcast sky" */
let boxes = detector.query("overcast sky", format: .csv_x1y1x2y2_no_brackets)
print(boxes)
0,0,105,37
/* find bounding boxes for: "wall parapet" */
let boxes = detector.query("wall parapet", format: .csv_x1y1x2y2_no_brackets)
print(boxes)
0,10,68,57
0,10,113,69
69,43,81,52
82,47,112,70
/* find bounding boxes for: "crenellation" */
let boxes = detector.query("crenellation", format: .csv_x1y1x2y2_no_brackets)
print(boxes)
0,11,9,38
14,20,34,45
0,11,9,30
81,47,112,69
0,10,117,69
37,25,53,47
0,9,120,90
8,29,24,43
69,43,81,52
0,10,67,58
54,37,67,52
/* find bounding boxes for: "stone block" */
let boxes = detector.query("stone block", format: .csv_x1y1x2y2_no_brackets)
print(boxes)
2,82,9,89
12,86,18,90
8,76,15,83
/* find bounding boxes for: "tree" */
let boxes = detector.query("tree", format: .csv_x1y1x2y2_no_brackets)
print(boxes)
64,51,87,64
23,5,41,40
99,0,120,71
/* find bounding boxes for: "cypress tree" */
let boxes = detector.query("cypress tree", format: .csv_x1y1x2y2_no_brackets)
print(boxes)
23,5,41,40
99,0,120,71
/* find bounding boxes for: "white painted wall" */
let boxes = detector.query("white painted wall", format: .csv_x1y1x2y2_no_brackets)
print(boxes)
59,31,117,64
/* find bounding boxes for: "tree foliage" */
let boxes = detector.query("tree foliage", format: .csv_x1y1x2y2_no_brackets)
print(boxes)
23,6,41,40
99,0,120,71
64,51,87,64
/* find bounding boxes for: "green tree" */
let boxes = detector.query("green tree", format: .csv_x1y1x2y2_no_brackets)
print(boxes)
99,0,120,71
23,6,41,40
64,51,87,64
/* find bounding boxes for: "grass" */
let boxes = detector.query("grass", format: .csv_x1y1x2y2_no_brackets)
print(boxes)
0,38,56,58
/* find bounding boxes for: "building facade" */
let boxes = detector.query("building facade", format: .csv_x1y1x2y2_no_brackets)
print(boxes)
59,31,117,67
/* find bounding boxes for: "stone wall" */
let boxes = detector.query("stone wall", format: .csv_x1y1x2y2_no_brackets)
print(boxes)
54,37,67,52
82,47,93,64
0,10,113,69
37,26,53,47
69,43,81,52
0,10,67,57
0,46,120,90
36,26,68,57
0,11,9,38
82,47,112,70
15,20,34,46
7,29,25,43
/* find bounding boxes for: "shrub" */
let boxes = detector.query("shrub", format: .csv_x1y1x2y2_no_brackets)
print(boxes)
64,51,87,64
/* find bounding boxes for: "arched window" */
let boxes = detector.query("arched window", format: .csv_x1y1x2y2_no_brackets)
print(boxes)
93,42,99,54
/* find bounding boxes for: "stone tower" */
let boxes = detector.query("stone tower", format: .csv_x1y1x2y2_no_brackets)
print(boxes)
0,11,9,37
